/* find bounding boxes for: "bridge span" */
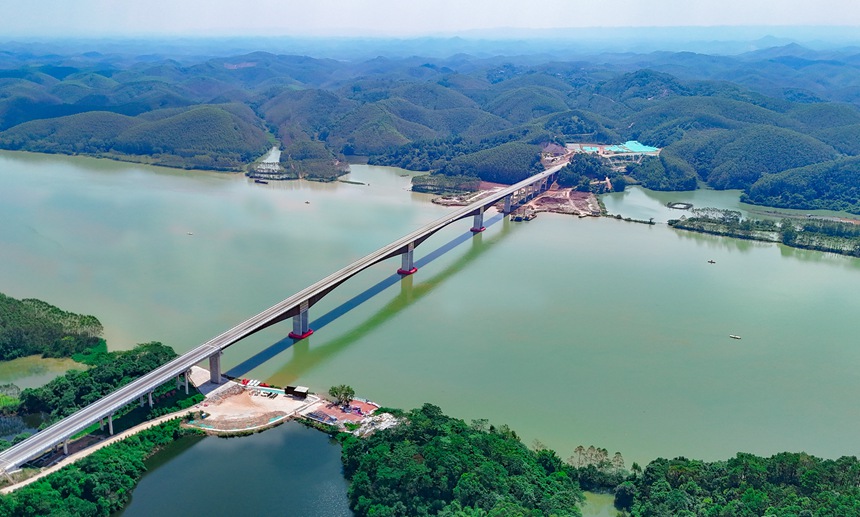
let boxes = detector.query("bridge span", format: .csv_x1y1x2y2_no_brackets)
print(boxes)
0,163,563,475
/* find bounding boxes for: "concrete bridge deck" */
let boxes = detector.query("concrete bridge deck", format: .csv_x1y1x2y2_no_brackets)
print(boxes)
0,163,563,474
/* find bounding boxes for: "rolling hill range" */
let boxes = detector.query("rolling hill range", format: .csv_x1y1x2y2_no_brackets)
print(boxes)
1,43,860,209
0,104,270,170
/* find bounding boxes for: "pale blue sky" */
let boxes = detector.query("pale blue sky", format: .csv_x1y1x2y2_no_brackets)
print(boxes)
2,0,859,38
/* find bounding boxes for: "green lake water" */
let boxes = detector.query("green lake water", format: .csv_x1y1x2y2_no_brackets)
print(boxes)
581,492,617,517
117,421,351,516
0,355,85,389
2,150,860,471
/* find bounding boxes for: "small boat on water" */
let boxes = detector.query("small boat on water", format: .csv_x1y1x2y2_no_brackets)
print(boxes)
729,334,741,340
254,179,269,184
708,260,716,264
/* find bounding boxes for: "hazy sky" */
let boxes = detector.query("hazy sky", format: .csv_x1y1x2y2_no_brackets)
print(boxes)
2,0,859,38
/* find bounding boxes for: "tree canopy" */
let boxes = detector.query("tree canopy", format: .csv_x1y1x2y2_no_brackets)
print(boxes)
3,45,859,206
328,384,355,407
0,292,102,361
18,341,177,425
0,419,200,516
620,452,860,516
339,404,584,516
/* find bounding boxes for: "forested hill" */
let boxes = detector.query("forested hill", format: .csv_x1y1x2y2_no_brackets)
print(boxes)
0,292,103,360
339,404,860,516
618,452,860,515
339,404,585,516
0,104,270,171
1,44,860,208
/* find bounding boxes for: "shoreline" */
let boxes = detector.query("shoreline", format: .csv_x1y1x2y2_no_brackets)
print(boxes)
432,182,601,218
0,366,391,494
669,219,860,258
0,412,192,494
182,368,390,437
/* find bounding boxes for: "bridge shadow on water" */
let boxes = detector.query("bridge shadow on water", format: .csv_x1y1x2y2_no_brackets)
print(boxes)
226,213,511,380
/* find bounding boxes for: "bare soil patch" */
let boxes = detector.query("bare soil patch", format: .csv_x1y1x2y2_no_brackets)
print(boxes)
525,188,600,217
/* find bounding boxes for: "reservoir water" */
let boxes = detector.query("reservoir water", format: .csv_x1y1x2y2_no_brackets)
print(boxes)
2,150,860,471
0,355,85,389
118,421,350,516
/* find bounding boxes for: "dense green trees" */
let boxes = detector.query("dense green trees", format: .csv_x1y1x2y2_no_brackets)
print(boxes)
543,110,619,143
2,46,860,208
0,419,201,516
625,154,697,191
669,209,779,243
410,174,480,195
112,105,269,160
558,154,611,188
340,404,583,516
0,104,270,171
0,385,20,415
669,209,860,257
556,153,628,193
371,136,496,171
18,342,177,425
704,126,837,190
620,453,860,516
435,142,543,184
278,136,348,181
0,291,203,514
814,124,860,155
328,384,355,406
744,156,860,213
0,293,102,361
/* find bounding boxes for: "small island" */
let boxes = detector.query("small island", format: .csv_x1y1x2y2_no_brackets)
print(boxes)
669,208,860,257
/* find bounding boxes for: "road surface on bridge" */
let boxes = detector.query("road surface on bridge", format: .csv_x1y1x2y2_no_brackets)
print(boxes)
0,163,564,474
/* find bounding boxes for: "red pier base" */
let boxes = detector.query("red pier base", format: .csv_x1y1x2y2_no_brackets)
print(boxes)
397,267,418,276
470,226,486,233
288,329,314,340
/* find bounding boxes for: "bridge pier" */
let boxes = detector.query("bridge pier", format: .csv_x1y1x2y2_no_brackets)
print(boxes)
470,207,486,233
397,242,417,275
99,418,104,431
288,300,313,340
400,271,414,302
176,372,190,393
148,391,154,408
209,352,224,384
63,440,68,456
0,168,570,476
139,396,144,408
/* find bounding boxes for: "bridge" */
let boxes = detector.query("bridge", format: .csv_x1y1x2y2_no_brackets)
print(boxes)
0,164,563,475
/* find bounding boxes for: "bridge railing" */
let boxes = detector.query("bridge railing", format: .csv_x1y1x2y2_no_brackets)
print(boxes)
0,163,564,474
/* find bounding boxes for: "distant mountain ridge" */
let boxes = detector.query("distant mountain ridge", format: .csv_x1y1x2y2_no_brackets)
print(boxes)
0,42,859,209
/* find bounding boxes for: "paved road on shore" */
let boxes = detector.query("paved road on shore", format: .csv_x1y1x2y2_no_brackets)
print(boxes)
0,410,190,494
